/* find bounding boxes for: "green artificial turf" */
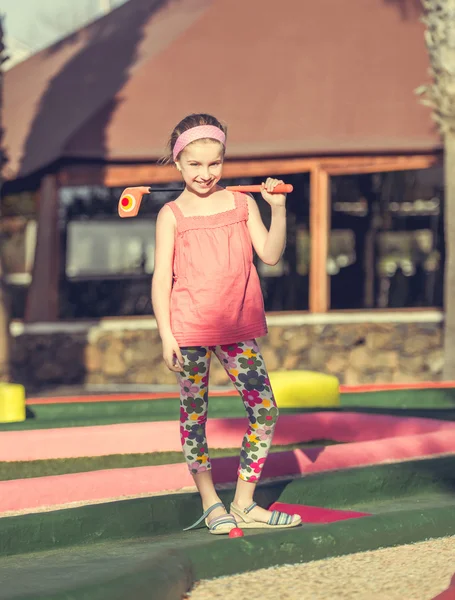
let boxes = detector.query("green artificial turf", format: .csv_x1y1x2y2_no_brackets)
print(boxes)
342,387,455,408
0,440,339,481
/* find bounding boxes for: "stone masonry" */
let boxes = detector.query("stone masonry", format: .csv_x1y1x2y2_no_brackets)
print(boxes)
10,318,444,391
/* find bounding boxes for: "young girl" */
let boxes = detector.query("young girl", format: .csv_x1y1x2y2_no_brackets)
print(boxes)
152,113,301,534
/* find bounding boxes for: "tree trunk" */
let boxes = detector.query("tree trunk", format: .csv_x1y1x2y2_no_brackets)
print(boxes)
442,132,455,379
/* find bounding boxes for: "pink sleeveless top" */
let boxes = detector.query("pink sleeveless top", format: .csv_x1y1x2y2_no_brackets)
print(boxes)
167,192,267,347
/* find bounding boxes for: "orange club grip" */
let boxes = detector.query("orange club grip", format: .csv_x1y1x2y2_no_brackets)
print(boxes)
118,186,151,218
225,184,293,194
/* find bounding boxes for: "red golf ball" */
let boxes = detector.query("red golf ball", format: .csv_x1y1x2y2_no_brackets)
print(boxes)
229,527,244,538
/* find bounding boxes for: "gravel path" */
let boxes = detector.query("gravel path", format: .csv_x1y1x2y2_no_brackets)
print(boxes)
188,536,455,600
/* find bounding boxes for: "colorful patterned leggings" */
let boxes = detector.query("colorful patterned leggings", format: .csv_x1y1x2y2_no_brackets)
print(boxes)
177,339,279,482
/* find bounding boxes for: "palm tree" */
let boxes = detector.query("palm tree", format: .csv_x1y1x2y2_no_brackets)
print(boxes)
0,17,10,382
416,0,455,379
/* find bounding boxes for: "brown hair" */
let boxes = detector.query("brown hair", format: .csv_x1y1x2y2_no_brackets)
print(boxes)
161,113,227,164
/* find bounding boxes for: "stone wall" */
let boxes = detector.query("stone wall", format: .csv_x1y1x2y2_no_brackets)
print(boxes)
10,314,444,391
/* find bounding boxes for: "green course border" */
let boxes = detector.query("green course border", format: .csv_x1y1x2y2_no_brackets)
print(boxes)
0,441,340,481
17,549,194,600
7,501,455,598
1,456,455,600
13,504,455,600
1,455,454,558
187,503,455,580
1,387,455,431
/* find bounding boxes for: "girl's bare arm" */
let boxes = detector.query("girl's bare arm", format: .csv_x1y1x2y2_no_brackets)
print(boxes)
151,206,183,371
246,195,287,266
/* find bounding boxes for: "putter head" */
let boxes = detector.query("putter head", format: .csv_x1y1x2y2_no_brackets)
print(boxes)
118,186,151,218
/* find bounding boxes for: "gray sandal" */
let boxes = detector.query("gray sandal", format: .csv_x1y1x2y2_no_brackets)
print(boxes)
183,501,237,535
230,502,302,529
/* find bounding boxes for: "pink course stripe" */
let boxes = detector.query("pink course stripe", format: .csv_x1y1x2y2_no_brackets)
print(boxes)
269,502,371,522
2,412,454,462
340,381,455,393
432,573,455,600
1,429,454,514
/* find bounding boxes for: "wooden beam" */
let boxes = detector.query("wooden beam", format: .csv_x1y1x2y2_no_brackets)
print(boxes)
222,158,317,178
59,164,177,187
309,167,330,313
326,154,440,175
59,153,441,187
59,158,320,187
24,175,60,322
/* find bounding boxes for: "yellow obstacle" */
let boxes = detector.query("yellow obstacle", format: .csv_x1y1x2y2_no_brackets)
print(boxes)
0,383,26,423
268,370,340,408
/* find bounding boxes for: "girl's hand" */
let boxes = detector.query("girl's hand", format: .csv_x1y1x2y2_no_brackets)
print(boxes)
260,178,287,207
162,334,184,373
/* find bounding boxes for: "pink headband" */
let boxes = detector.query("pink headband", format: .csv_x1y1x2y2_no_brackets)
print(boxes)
173,125,226,161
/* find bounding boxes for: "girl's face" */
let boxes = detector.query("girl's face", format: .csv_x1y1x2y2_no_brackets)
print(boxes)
176,140,224,194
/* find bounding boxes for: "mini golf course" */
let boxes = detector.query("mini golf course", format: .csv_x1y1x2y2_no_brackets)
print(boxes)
0,383,454,599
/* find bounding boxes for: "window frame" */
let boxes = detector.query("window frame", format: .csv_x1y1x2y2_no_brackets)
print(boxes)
21,155,442,322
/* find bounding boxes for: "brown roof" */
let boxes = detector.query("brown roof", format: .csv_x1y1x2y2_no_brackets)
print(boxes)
3,0,441,180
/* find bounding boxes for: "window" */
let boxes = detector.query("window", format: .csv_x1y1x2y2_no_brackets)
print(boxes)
66,220,155,279
0,219,36,283
330,167,444,309
0,218,36,318
60,185,174,318
222,173,310,311
58,177,310,317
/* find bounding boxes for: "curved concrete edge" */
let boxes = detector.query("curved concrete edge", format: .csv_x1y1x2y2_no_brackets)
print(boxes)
18,549,193,600
1,456,454,558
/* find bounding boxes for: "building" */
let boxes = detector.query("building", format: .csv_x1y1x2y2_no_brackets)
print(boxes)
1,0,444,388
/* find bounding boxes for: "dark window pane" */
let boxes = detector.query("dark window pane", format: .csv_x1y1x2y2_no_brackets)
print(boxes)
221,173,310,312
59,184,170,318
330,168,444,309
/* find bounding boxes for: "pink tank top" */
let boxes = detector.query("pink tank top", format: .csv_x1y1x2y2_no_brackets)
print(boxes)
167,192,267,347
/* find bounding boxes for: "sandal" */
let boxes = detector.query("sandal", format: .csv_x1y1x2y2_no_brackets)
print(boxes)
230,502,302,529
183,501,237,535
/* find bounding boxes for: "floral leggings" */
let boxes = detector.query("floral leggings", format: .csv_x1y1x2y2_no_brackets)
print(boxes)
177,339,279,483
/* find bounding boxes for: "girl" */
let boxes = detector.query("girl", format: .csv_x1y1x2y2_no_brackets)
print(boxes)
152,113,301,534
